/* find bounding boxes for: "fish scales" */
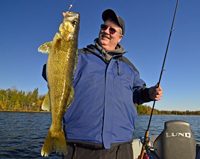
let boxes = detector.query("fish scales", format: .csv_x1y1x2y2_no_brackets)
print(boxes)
38,11,80,156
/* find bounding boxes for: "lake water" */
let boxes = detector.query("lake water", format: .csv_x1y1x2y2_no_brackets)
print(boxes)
0,112,199,158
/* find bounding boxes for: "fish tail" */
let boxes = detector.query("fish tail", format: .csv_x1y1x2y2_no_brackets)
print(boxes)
54,128,68,155
41,126,68,156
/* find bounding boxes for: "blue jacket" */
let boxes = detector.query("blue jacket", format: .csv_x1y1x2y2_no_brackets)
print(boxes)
42,43,150,149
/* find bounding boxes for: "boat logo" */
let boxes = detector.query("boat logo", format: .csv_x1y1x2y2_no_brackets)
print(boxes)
166,132,191,138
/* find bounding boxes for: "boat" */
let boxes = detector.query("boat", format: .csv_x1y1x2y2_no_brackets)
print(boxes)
132,120,200,159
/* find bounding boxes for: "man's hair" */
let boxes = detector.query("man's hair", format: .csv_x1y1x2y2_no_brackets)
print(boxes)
119,28,122,36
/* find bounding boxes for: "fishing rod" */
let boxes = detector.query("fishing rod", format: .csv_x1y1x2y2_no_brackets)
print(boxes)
140,0,179,158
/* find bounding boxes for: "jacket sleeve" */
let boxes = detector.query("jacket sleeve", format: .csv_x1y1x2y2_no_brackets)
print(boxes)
140,87,151,103
132,72,151,104
42,64,47,81
120,56,151,104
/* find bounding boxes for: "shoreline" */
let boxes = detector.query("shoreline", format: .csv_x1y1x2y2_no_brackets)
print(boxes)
0,110,199,116
0,110,51,113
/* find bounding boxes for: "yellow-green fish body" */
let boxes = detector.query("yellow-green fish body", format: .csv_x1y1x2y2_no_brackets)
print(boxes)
38,11,80,156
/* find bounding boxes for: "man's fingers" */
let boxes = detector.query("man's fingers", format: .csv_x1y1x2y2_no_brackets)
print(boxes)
62,12,66,17
154,86,163,101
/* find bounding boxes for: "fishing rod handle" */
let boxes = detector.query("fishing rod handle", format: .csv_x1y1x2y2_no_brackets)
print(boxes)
140,130,149,158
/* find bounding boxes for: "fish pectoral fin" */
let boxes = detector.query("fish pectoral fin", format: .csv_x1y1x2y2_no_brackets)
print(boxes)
65,86,74,111
42,91,51,111
38,41,52,54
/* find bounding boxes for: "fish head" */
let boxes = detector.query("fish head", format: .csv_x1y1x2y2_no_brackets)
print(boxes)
58,11,80,41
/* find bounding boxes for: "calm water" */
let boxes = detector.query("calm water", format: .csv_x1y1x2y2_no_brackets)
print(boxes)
0,112,199,158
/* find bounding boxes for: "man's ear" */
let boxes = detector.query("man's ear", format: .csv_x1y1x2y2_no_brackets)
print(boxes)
118,35,123,43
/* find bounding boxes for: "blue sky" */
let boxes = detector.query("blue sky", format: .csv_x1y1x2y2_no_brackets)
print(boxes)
0,0,199,111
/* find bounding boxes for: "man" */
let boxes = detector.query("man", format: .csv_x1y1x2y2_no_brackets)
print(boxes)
43,9,163,159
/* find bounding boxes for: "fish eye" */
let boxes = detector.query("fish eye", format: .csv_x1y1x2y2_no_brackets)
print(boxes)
72,21,77,25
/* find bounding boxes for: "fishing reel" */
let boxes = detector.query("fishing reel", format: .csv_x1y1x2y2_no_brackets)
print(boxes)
138,136,154,159
140,136,152,153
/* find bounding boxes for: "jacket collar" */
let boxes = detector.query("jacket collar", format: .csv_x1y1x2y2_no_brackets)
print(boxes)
93,38,125,62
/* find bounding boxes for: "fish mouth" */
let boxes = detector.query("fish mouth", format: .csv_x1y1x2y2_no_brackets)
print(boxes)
57,30,64,39
57,30,74,41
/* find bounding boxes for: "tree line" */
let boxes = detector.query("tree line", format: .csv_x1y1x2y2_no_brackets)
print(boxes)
135,103,200,115
0,87,199,115
0,86,45,112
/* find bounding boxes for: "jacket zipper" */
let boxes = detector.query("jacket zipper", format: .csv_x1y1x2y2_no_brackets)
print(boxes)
116,61,119,76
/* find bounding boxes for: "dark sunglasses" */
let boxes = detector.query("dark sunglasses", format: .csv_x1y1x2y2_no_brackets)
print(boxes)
100,24,118,35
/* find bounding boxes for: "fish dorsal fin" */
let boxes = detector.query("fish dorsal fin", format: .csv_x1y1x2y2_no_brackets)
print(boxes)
38,41,52,54
42,91,51,111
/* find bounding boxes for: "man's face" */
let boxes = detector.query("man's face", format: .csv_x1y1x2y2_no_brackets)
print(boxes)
98,19,123,51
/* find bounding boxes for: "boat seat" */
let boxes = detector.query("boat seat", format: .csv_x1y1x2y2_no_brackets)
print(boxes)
196,144,200,159
153,120,196,159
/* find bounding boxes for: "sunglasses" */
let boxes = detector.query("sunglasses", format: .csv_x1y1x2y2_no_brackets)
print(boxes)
100,24,119,35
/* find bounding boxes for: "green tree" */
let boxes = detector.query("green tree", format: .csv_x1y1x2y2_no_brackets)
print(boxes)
18,90,26,110
25,90,32,110
32,88,39,102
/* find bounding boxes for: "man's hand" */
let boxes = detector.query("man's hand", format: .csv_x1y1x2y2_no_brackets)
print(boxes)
149,83,163,101
62,12,66,17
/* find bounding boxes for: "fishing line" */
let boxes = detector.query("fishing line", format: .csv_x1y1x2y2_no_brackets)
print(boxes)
140,0,179,158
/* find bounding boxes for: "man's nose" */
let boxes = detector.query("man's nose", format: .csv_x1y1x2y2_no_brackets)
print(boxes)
102,27,110,34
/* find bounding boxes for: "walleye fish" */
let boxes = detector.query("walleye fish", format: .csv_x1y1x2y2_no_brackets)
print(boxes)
38,11,80,156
